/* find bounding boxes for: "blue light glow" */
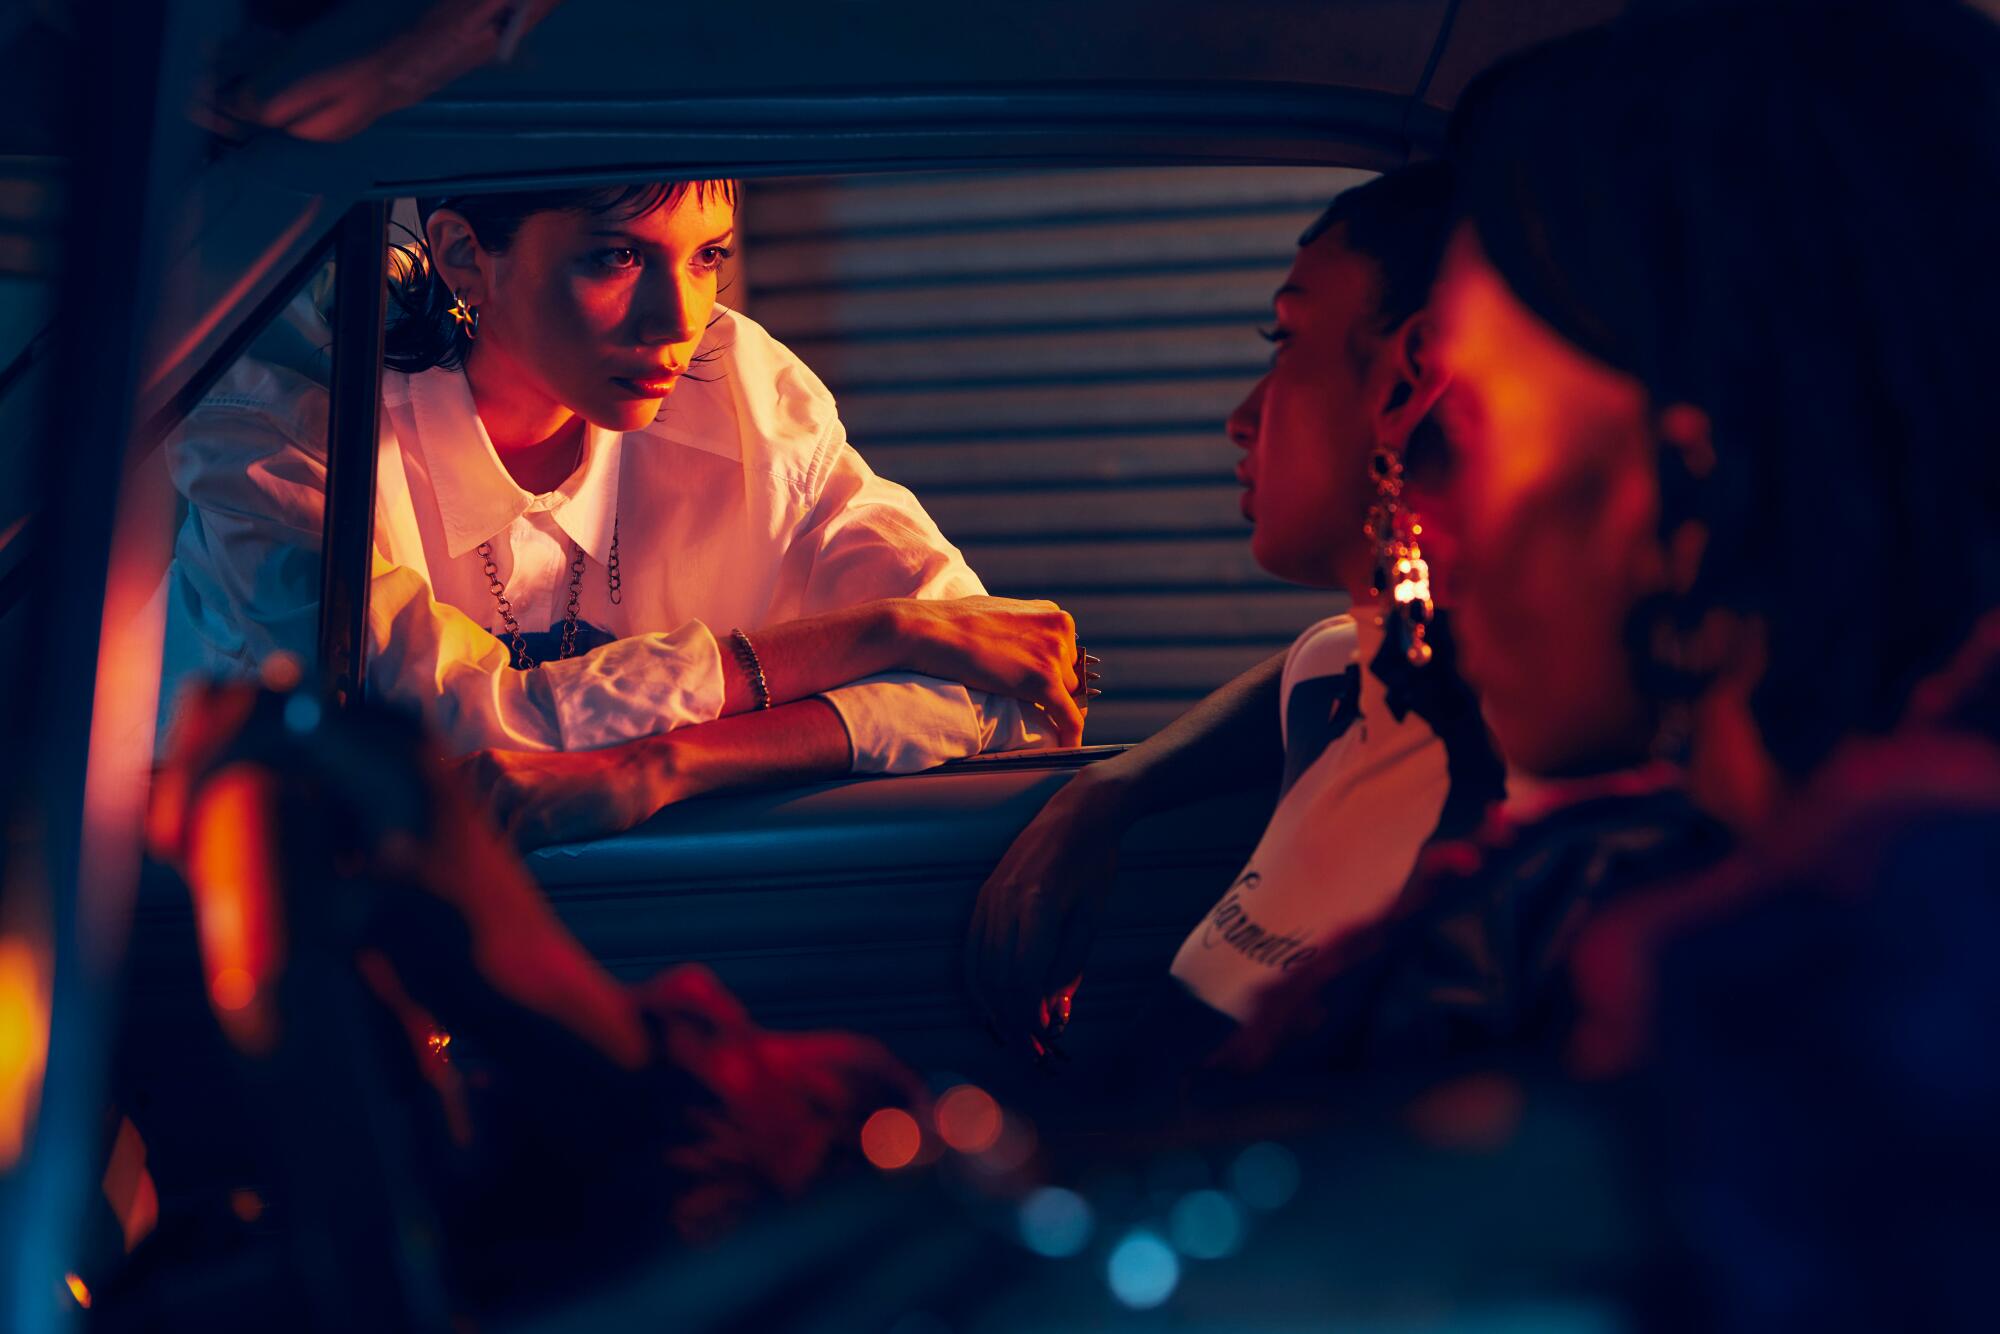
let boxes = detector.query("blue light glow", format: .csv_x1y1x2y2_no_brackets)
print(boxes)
1168,1189,1245,1260
282,692,323,734
1017,1186,1093,1258
1227,1142,1301,1212
1106,1230,1180,1309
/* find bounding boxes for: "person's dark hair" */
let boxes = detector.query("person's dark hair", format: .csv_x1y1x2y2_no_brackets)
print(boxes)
1300,160,1456,335
1448,0,2000,777
385,179,739,374
1300,162,1459,496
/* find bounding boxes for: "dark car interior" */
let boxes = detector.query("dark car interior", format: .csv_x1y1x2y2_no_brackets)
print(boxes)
35,2,1973,1331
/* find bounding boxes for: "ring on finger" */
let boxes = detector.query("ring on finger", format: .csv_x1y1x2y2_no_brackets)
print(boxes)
1073,641,1102,700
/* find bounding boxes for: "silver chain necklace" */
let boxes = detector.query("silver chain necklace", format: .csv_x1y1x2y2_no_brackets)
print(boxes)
478,514,622,670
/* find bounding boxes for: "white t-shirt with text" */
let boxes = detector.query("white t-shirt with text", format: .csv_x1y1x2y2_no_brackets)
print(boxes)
1169,613,1452,1022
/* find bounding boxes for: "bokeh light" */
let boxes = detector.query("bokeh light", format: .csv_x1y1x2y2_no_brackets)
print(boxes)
230,1188,265,1223
64,1273,90,1309
860,1107,923,1171
969,1111,1038,1175
281,691,323,734
934,1084,1002,1154
1106,1230,1180,1309
1227,1142,1301,1212
1405,1072,1526,1151
1168,1189,1245,1260
1017,1186,1094,1258
259,652,304,691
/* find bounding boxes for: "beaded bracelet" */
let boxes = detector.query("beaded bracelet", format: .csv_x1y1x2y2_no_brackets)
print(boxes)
729,628,773,710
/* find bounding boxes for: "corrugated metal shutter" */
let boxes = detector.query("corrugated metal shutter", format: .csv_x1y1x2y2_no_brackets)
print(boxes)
741,167,1372,742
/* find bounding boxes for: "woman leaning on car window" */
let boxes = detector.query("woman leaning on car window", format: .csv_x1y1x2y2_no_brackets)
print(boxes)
162,180,1095,844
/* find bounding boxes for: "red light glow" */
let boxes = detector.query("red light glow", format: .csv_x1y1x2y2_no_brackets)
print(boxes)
100,1117,158,1253
860,1107,922,1171
934,1085,1003,1155
970,1111,1039,1175
1405,1072,1525,1152
185,766,285,1053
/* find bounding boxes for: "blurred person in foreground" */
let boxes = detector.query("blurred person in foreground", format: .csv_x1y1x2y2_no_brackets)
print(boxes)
1238,0,1999,1325
98,672,922,1325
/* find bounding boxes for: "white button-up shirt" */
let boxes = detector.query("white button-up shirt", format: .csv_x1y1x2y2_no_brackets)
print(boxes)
163,305,1049,769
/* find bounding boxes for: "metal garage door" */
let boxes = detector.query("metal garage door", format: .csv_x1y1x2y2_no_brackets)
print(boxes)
740,166,1370,742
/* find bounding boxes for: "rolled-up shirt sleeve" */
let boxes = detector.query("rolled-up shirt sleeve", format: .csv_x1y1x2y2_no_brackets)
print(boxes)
365,558,727,753
167,366,726,756
798,430,1055,773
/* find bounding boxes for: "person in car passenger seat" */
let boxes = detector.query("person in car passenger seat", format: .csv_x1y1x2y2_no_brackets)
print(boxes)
963,164,1506,1059
1224,5,2000,1325
163,181,1095,848
1232,0,2000,1152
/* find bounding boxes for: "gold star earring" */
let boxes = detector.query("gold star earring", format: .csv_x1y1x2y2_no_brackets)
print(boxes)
448,291,479,340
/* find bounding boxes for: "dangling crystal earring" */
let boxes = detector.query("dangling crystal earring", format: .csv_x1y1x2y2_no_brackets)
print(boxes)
1363,444,1435,667
448,291,479,340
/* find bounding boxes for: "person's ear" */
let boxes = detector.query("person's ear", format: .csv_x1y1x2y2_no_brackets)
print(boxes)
1375,312,1451,447
424,208,490,306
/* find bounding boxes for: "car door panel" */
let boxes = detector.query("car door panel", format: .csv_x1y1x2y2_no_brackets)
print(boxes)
529,756,1272,1079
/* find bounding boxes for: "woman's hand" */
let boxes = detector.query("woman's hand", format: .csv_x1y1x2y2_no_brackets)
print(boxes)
887,596,1090,746
638,964,927,1238
964,767,1130,1049
455,740,682,851
721,598,1096,741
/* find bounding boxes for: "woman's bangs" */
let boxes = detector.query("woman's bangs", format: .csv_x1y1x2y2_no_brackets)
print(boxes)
589,179,739,222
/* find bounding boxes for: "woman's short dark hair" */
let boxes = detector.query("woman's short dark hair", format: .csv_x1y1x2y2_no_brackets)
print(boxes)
1449,0,2000,776
385,179,738,374
1299,160,1456,334
1300,162,1459,488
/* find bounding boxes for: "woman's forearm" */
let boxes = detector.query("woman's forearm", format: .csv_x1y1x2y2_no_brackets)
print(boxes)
656,696,854,800
459,698,854,851
718,604,900,715
716,596,1086,748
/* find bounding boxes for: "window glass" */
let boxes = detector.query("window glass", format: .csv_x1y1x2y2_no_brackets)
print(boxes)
0,267,50,582
0,271,48,768
154,252,336,748
356,168,1369,757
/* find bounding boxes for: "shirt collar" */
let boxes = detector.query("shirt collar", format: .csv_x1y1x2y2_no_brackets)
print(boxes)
408,368,622,564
